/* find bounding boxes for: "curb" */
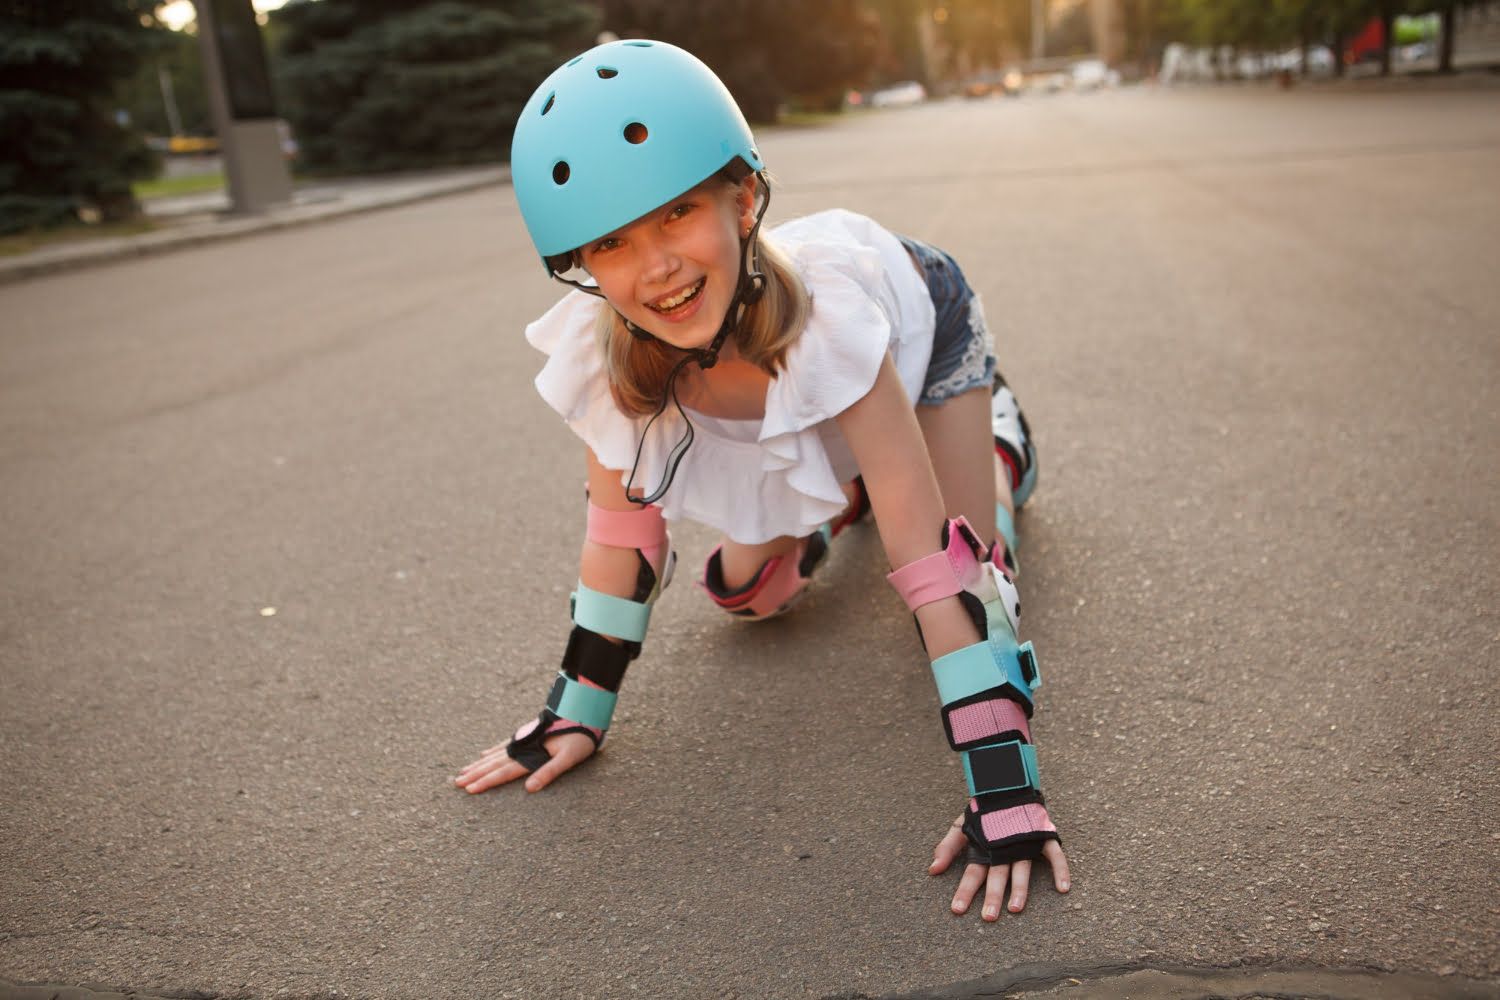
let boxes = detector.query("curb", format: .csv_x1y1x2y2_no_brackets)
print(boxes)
858,960,1500,1000
0,166,509,286
7,963,1497,1000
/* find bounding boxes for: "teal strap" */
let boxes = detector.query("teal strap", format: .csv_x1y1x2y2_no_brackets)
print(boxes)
962,739,1040,797
545,671,618,730
994,504,1017,555
931,638,1038,710
571,581,652,643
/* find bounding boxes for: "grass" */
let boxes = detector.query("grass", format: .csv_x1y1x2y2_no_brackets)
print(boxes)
0,172,220,257
132,171,226,200
0,217,160,258
774,109,849,129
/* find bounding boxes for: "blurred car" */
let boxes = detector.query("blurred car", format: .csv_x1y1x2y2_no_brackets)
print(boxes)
1274,45,1335,73
962,70,1024,98
962,76,996,98
1070,59,1119,90
870,81,927,108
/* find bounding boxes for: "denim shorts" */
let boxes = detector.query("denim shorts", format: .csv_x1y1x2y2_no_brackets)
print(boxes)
896,234,996,405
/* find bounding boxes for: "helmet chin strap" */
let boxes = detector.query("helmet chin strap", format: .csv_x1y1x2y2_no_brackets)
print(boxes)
622,175,770,370
549,174,772,507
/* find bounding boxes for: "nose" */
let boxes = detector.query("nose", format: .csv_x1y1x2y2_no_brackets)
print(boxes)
636,232,678,284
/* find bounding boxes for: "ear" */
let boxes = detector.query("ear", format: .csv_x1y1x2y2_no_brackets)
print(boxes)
735,173,759,232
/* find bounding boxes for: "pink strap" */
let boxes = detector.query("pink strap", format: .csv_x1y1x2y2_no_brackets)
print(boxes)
978,801,1056,841
886,516,985,611
947,697,1030,746
586,502,667,549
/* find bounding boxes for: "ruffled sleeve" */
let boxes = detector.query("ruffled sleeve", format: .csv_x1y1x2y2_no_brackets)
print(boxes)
525,290,673,478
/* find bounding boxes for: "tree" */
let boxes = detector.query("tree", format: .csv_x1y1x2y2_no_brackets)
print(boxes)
861,0,930,85
271,0,598,174
599,0,881,121
115,24,211,137
0,0,163,234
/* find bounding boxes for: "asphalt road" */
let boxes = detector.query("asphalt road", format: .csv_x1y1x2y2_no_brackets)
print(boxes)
2,80,1498,1000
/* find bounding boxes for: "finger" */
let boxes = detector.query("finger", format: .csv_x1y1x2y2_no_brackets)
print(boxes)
1006,859,1033,913
1044,839,1072,893
982,862,1013,920
524,737,594,792
929,816,968,875
453,743,519,779
456,744,515,783
951,862,988,916
458,757,527,794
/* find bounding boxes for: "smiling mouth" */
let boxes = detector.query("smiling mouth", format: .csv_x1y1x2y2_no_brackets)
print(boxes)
648,278,705,314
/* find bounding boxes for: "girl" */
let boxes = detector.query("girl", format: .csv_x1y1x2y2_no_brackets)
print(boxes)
457,39,1071,920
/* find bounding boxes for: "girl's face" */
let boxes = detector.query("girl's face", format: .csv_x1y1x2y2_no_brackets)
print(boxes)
578,174,757,352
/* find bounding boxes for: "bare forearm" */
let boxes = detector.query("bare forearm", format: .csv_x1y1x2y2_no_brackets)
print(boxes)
837,355,983,659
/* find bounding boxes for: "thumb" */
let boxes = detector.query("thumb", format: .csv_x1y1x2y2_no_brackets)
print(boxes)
524,737,592,792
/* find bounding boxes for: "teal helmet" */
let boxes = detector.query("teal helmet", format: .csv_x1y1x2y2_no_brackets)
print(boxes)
511,39,764,270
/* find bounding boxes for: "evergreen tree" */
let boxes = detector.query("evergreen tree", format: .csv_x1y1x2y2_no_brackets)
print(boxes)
271,0,598,175
0,0,162,234
115,24,211,138
600,0,881,122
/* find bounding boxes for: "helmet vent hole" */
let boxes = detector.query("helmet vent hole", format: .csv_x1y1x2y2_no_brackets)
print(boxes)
625,41,652,47
541,93,555,116
623,122,648,144
596,66,618,79
552,161,570,185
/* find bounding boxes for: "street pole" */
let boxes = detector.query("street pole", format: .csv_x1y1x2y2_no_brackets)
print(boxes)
157,63,183,136
1032,0,1047,61
192,0,291,214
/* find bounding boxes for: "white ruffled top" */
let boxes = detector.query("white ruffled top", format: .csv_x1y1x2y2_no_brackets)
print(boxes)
525,209,936,545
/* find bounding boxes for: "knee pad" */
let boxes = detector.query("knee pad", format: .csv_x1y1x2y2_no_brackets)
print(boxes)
992,374,1038,509
700,526,830,621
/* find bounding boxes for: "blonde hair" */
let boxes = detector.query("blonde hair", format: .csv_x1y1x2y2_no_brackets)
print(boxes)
594,226,810,418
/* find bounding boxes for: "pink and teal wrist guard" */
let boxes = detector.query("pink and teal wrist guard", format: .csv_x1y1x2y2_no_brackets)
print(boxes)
887,516,1059,865
506,502,674,772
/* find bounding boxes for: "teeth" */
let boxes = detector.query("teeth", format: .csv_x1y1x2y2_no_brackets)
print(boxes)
651,279,703,312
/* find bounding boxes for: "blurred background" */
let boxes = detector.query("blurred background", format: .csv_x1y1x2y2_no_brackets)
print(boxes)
4,0,1500,237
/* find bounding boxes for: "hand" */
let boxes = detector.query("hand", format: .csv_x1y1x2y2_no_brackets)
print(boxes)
929,813,1072,918
454,723,597,794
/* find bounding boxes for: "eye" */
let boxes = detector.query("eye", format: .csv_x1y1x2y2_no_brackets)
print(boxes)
590,236,620,254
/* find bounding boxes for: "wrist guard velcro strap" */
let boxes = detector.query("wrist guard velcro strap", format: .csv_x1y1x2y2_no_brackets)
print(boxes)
933,638,1039,738
545,670,616,730
505,707,604,772
963,739,1039,797
572,582,653,643
886,516,988,612
587,501,668,551
963,798,1059,865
